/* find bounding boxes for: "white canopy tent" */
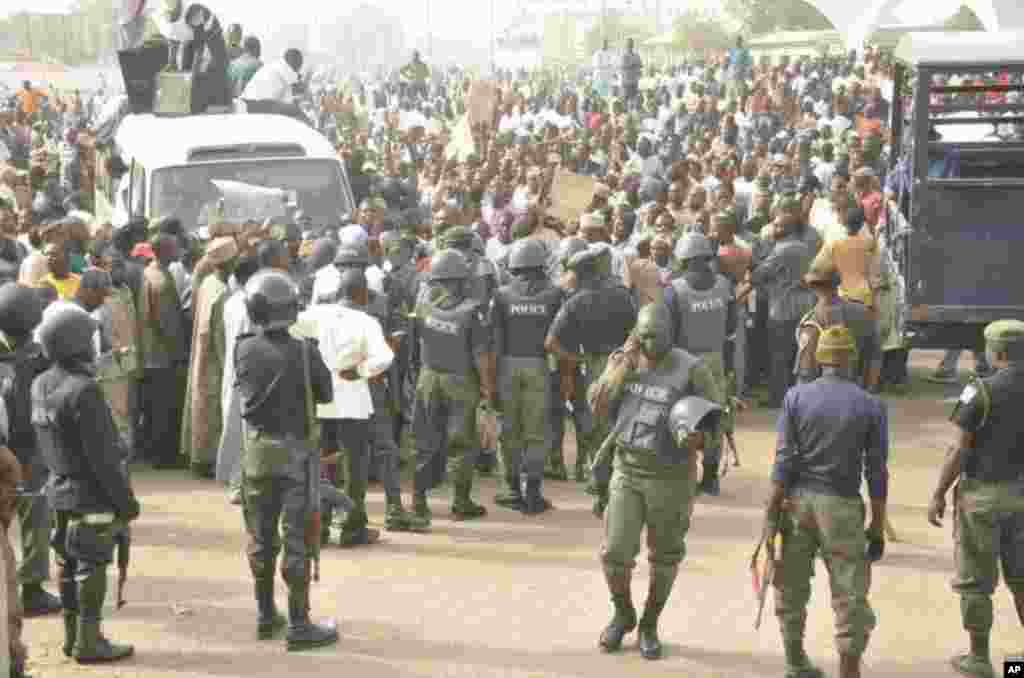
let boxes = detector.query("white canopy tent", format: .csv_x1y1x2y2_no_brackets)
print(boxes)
805,0,1024,48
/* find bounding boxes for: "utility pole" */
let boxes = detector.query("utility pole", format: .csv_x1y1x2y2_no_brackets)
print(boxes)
426,0,433,59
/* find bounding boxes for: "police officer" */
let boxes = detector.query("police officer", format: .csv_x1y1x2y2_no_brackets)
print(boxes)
410,249,496,523
796,269,881,392
766,326,888,678
545,244,635,483
437,225,500,474
234,270,338,651
32,306,140,663
929,319,1024,678
492,239,564,514
590,303,723,660
0,284,62,617
665,233,734,495
545,236,590,481
380,229,421,443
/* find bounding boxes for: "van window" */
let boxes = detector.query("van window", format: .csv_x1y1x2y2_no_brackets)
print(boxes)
151,158,346,229
920,68,1024,181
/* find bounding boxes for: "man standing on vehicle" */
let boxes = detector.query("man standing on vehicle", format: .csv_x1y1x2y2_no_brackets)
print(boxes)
929,319,1024,678
767,325,888,678
241,48,311,125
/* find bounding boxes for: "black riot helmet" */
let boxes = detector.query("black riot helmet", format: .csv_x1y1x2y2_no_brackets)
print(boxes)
37,305,97,364
508,239,548,272
334,245,370,270
429,249,471,281
0,283,43,339
244,270,300,331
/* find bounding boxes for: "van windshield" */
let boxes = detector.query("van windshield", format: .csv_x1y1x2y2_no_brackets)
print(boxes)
151,159,348,229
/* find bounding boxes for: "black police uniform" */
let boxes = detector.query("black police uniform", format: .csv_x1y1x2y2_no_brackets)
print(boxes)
547,269,636,479
33,362,139,662
234,329,333,645
950,362,1024,650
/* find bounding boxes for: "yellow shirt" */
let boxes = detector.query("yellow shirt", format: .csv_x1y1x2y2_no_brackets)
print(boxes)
46,273,80,301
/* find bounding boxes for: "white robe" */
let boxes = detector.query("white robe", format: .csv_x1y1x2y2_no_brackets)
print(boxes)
214,290,251,484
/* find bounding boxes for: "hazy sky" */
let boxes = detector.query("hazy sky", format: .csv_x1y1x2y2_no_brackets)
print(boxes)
0,0,994,46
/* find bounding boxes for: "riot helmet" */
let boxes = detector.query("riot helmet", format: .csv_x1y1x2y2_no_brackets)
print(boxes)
244,270,299,331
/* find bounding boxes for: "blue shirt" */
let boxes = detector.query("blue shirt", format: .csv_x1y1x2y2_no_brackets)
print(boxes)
772,374,889,500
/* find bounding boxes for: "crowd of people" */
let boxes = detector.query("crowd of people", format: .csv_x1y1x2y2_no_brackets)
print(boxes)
0,20,1020,678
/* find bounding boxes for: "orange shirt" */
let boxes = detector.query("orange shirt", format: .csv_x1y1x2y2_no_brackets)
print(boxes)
17,89,40,115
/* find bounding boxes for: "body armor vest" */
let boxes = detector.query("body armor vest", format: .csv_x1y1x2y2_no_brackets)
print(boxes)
495,281,562,358
615,348,697,463
419,300,480,376
671,274,731,354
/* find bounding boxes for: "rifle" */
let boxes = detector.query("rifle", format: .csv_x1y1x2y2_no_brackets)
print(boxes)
114,523,130,609
301,341,321,583
751,528,782,629
115,458,132,609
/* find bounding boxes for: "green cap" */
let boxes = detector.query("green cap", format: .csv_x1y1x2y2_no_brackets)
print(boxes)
984,319,1024,350
439,224,473,248
754,175,772,195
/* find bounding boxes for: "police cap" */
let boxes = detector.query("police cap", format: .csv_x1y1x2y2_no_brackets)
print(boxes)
674,233,715,261
508,239,548,272
244,270,299,331
37,305,97,363
0,283,43,337
815,325,856,365
984,319,1024,358
429,249,471,281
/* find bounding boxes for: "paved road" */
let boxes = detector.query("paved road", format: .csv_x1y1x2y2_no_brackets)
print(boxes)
17,352,1020,677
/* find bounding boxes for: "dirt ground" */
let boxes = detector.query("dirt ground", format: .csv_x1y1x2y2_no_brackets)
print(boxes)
15,351,1020,678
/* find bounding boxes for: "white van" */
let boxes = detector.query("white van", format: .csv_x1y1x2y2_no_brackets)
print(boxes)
94,112,354,230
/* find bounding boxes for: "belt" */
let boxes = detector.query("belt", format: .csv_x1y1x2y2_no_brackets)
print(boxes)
71,513,116,526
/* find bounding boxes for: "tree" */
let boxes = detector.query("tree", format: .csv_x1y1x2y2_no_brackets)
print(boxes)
672,10,733,54
724,0,832,36
943,5,986,30
582,12,656,57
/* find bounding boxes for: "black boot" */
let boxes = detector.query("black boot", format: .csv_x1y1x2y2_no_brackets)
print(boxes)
320,508,333,547
638,566,677,660
256,579,286,640
598,567,636,652
285,585,338,652
73,568,134,663
494,472,525,510
21,583,61,617
62,611,77,657
698,461,720,496
522,478,552,515
58,568,78,657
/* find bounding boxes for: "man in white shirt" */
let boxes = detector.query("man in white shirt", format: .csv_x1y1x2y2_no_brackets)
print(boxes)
240,48,311,125
294,268,393,547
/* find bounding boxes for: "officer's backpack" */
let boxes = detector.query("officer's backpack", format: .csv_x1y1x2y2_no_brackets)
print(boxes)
0,346,49,455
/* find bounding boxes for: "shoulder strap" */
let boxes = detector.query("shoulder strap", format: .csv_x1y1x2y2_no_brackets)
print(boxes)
301,339,314,442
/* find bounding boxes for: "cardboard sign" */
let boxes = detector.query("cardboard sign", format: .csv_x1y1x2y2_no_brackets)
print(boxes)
467,80,498,129
550,170,596,224
210,180,288,225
